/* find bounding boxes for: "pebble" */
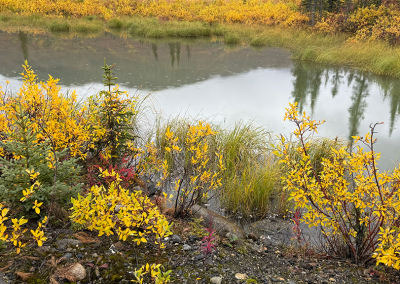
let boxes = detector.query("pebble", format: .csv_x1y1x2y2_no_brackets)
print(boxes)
56,239,82,250
210,276,222,284
183,244,192,251
329,278,336,282
234,273,248,280
67,263,86,281
171,234,182,243
63,253,73,260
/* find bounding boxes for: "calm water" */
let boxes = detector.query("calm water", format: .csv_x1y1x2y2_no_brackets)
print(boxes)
1,31,400,169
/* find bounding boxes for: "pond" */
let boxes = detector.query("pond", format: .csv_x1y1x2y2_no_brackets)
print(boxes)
1,31,400,170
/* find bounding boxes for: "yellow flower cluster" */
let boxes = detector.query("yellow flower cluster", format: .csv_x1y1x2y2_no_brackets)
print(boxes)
0,0,309,27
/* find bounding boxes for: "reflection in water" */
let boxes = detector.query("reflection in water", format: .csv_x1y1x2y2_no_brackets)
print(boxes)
2,31,400,169
168,43,181,67
18,31,29,61
152,43,158,62
291,61,400,139
348,76,369,140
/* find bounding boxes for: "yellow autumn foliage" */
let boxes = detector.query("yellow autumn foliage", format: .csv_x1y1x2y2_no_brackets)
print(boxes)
279,102,400,265
0,0,309,27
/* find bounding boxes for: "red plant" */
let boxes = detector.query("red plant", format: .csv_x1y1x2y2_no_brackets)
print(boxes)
86,154,137,188
291,208,302,243
200,220,217,257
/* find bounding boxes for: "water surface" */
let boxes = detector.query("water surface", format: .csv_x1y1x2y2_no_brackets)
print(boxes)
1,31,400,169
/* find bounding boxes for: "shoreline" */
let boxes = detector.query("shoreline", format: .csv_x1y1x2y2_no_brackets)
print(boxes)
0,14,400,78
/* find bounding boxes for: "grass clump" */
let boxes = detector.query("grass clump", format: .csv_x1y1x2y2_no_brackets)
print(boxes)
224,33,240,44
218,122,284,218
49,20,70,32
107,18,124,29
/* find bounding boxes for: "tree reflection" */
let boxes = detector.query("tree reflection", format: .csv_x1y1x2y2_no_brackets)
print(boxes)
18,31,29,61
348,75,369,140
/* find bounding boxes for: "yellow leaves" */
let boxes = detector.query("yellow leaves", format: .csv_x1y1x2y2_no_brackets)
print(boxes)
70,168,171,249
32,200,43,214
281,102,400,264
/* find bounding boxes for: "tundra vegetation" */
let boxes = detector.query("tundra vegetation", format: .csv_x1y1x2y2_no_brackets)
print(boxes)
0,0,400,76
0,58,400,283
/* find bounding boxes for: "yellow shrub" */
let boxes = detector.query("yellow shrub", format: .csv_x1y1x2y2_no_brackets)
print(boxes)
279,102,400,264
70,168,172,244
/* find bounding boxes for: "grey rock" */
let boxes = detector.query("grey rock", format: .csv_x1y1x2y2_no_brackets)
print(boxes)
194,254,205,261
192,205,246,239
210,276,222,284
171,234,182,243
63,252,73,260
287,281,297,284
0,272,6,284
246,242,263,253
56,239,82,250
182,244,192,251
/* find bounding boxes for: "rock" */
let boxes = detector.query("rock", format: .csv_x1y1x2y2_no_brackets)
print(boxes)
194,254,205,261
192,205,246,239
35,245,50,254
182,244,192,251
171,234,182,243
114,241,126,251
259,235,273,247
328,278,336,282
246,242,263,253
63,253,73,260
309,263,318,267
92,253,98,258
210,276,222,284
55,239,82,250
0,272,6,284
58,262,86,282
287,281,297,284
235,273,248,280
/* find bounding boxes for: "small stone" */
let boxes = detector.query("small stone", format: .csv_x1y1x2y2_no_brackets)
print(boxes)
328,278,336,282
171,234,182,243
35,245,50,255
67,263,86,281
309,263,318,267
210,276,222,284
114,241,126,251
77,253,83,259
235,273,248,280
55,239,82,250
287,281,297,284
194,254,205,261
92,253,98,258
183,244,192,251
63,253,73,260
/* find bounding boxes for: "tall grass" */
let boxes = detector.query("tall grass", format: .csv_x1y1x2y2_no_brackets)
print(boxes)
217,122,285,218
